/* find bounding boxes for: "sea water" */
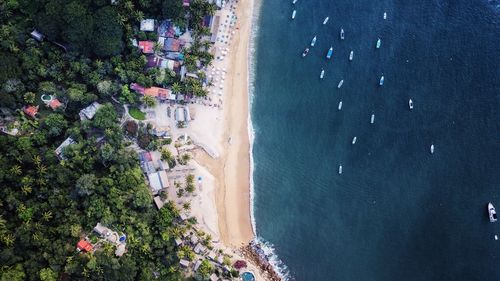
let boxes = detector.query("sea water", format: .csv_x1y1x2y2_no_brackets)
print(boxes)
251,0,500,280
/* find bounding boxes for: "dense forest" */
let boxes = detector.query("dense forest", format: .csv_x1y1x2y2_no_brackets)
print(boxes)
0,0,219,280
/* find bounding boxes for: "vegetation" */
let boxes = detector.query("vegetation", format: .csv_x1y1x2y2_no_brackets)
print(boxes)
128,107,146,121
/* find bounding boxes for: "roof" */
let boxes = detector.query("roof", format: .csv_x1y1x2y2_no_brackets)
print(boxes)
140,19,155,31
130,83,145,95
115,244,126,257
210,273,218,281
202,16,213,28
193,243,206,254
183,0,190,6
144,87,171,99
55,137,76,160
147,171,169,193
193,260,202,271
30,30,44,41
138,41,154,54
77,240,93,252
139,151,153,162
175,238,183,246
163,38,182,52
153,196,164,209
158,20,176,38
49,99,63,110
23,105,38,118
179,259,190,267
79,102,101,120
94,222,110,237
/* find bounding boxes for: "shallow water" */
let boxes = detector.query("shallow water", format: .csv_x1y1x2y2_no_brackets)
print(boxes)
251,0,500,280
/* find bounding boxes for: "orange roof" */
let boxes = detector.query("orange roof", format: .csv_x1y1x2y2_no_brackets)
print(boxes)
144,87,170,99
23,105,39,118
49,99,62,110
77,239,93,252
138,41,154,54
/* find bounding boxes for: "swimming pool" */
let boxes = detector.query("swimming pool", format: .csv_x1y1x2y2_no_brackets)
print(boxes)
241,272,255,281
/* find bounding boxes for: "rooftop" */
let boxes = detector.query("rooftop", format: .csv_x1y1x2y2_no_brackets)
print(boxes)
138,41,154,54
49,99,63,110
77,239,93,252
55,137,76,160
23,105,38,118
79,102,101,120
140,19,155,31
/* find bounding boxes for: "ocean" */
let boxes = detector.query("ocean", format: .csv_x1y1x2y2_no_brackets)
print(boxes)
250,0,500,280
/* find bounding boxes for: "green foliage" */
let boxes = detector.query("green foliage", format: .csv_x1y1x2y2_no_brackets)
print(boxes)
129,107,146,120
93,103,118,129
1,264,26,281
43,113,68,137
92,7,124,57
39,268,58,281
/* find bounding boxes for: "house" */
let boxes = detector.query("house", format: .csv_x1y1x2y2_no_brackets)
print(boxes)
163,38,182,52
183,0,190,6
30,30,44,42
147,170,169,194
140,19,155,32
48,99,63,110
175,107,185,122
153,196,164,209
55,137,76,160
209,273,218,281
179,259,190,268
130,83,145,95
144,87,171,100
158,20,179,38
193,260,202,271
175,238,183,246
79,102,101,120
193,243,206,254
190,234,199,245
138,41,154,54
115,244,126,257
22,105,38,118
93,222,111,237
180,213,188,221
77,239,93,252
207,251,216,261
165,52,184,61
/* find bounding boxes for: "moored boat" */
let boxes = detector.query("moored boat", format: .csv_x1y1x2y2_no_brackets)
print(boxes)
340,28,345,40
311,36,317,47
293,0,298,4
338,165,343,174
292,10,296,19
349,50,353,61
489,203,498,222
337,79,344,88
383,12,387,19
379,75,384,86
409,99,414,110
302,48,309,57
320,69,325,79
376,38,381,48
326,47,333,59
430,144,435,154
370,114,375,124
338,101,343,110
352,136,357,144
323,17,329,25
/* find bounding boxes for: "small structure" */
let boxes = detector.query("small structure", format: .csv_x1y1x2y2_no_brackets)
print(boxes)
163,38,182,52
147,170,169,194
193,260,202,271
79,102,101,120
209,273,218,281
115,244,126,257
93,222,111,237
175,238,183,246
183,0,190,6
138,41,154,54
22,105,38,118
30,30,44,42
207,251,216,260
48,99,63,110
76,239,93,252
193,243,206,254
55,137,76,160
179,259,190,268
190,234,199,245
140,19,155,32
153,196,164,209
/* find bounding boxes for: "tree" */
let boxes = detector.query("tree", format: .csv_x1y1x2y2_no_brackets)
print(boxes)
1,264,26,281
93,103,117,129
39,268,58,281
92,7,124,57
97,80,113,96
142,95,156,108
120,85,136,104
43,113,68,137
171,82,182,94
24,92,36,104
62,1,94,54
197,260,213,279
75,174,98,196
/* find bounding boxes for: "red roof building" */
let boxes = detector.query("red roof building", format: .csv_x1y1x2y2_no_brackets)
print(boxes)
77,239,93,252
138,41,154,54
49,99,63,110
23,105,39,118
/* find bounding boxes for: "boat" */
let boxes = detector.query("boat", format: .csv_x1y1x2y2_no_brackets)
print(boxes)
323,17,329,25
326,47,333,59
337,80,344,88
338,101,343,110
302,48,309,57
320,69,325,79
370,114,375,124
409,99,414,110
352,136,357,144
338,165,343,174
311,36,317,47
379,75,384,86
488,203,498,222
383,12,387,19
376,38,381,49
291,10,296,19
349,50,353,61
293,0,298,4
430,144,435,154
340,28,345,40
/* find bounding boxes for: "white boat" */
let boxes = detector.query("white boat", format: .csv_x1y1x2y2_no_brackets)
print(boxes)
292,10,296,19
337,80,344,88
430,144,435,154
338,165,343,174
338,101,343,110
376,38,381,49
323,17,329,25
349,50,353,61
302,48,309,57
370,114,375,124
320,69,325,79
383,12,387,19
311,36,317,47
326,47,333,59
293,0,298,4
409,99,414,110
352,136,357,144
379,75,384,86
488,203,498,222
340,28,345,40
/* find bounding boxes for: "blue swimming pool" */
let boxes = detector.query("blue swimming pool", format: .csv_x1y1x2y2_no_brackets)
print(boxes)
241,272,255,281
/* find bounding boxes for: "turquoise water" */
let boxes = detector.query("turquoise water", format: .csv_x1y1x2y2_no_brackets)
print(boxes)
251,0,500,280
241,271,255,281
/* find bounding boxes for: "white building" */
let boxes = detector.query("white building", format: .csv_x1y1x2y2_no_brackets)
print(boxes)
140,19,155,32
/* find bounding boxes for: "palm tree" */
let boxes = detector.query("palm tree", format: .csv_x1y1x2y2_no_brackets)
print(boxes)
142,95,157,108
42,211,53,222
182,202,191,211
172,82,182,94
10,165,21,176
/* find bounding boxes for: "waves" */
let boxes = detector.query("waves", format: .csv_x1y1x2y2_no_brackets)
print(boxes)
253,237,293,280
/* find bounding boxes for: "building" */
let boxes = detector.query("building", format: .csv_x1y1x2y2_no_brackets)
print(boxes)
194,243,206,254
77,239,93,252
138,41,154,54
193,260,202,271
183,0,190,6
179,260,190,268
115,244,126,257
93,222,111,237
30,30,44,42
22,105,38,118
175,238,183,246
163,38,182,52
153,196,164,209
147,171,169,194
55,137,76,160
140,19,155,32
79,102,101,120
48,99,63,110
209,273,218,281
